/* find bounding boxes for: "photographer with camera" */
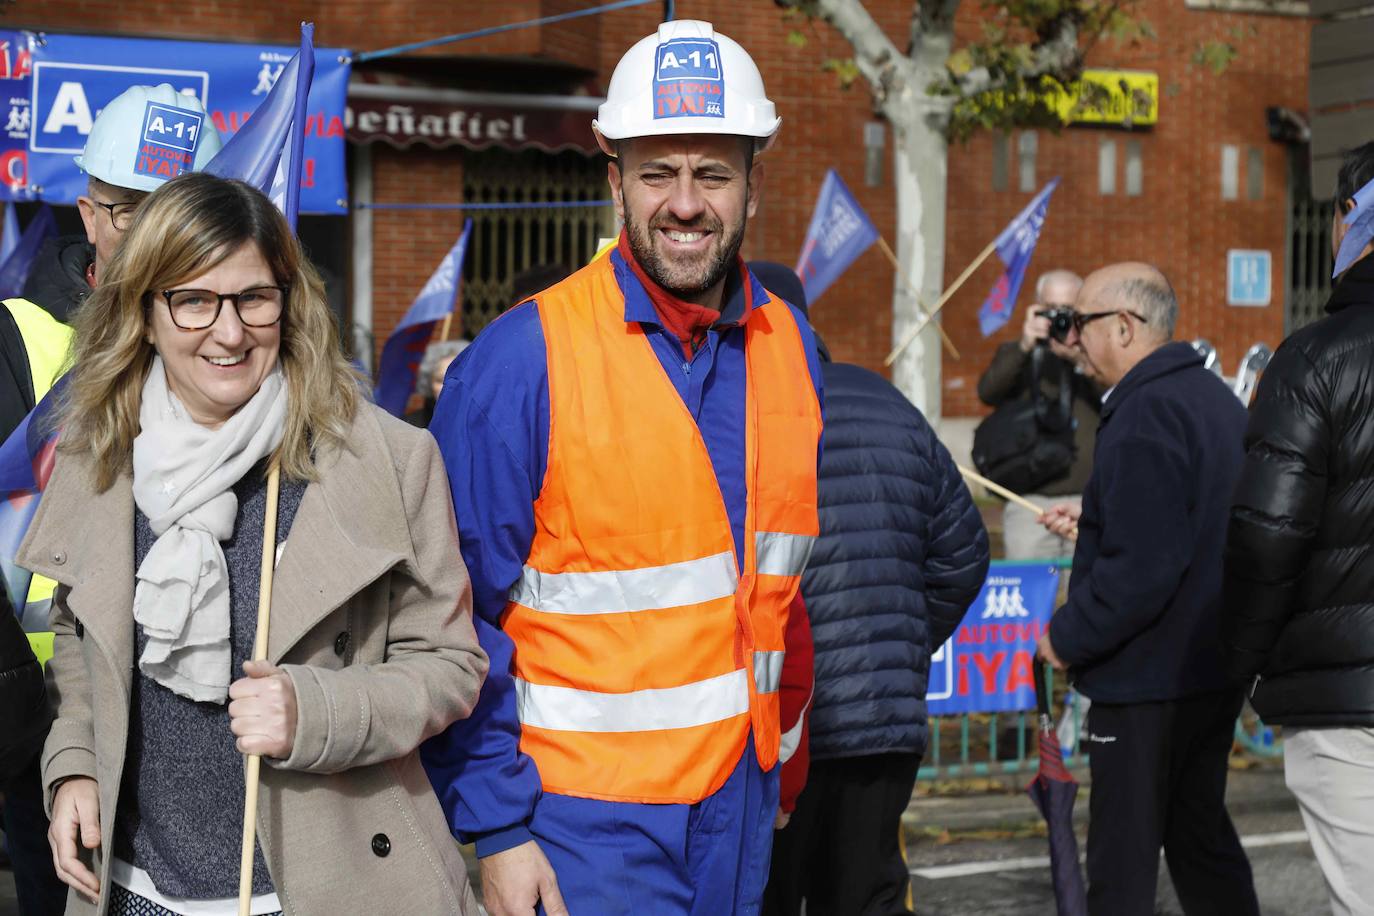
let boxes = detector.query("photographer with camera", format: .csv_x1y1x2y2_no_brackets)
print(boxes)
975,270,1101,560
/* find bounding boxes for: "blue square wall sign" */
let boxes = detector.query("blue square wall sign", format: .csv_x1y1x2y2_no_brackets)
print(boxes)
1227,249,1271,307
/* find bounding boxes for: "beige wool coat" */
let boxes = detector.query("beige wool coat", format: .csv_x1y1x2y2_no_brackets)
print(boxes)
18,403,487,915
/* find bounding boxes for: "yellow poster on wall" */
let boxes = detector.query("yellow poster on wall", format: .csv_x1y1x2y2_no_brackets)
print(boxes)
1051,69,1159,127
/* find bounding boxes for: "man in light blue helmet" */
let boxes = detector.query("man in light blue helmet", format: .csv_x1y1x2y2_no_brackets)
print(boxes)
50,83,222,302
0,82,221,916
17,83,223,385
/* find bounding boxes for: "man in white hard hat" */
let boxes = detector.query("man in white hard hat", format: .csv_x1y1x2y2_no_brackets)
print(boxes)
422,20,823,916
0,82,220,916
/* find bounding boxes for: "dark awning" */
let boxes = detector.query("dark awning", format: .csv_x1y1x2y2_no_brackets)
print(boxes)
346,65,603,155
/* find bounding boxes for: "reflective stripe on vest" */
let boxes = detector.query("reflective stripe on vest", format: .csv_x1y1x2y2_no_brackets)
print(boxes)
515,669,750,733
778,686,811,765
753,649,785,695
4,299,71,620
755,531,815,578
510,551,738,615
506,256,821,803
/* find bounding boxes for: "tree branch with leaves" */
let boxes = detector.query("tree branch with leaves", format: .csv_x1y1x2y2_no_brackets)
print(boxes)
773,0,1149,413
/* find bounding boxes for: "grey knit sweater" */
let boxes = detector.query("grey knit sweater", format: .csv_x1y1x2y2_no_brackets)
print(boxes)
114,464,305,898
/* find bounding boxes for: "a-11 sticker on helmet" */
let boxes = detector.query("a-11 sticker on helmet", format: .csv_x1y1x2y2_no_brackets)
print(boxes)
133,100,204,180
74,83,223,193
593,20,780,153
654,37,724,120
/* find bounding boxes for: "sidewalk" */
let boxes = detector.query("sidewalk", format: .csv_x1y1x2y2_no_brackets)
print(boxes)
906,760,1292,834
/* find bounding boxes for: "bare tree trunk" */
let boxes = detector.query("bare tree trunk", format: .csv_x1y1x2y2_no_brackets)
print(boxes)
806,0,957,417
887,33,953,419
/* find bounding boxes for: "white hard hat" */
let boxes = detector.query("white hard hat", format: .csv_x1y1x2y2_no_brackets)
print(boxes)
594,20,780,154
75,83,223,193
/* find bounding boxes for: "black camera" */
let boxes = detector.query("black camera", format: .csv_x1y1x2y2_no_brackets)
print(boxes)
1040,307,1075,344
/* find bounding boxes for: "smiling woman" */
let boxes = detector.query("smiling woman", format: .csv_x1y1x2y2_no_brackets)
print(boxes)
20,173,487,915
59,176,355,488
144,244,284,430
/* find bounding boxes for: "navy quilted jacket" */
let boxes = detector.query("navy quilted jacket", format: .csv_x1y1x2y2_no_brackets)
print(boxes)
804,362,990,760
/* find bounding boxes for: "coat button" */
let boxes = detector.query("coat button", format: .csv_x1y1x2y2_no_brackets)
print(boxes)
51,551,66,565
334,632,350,657
371,833,391,857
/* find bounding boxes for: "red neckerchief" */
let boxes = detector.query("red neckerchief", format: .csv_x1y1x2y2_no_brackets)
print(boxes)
618,232,721,359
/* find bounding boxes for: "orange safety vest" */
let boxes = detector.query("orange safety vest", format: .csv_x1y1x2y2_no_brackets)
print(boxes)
502,256,822,804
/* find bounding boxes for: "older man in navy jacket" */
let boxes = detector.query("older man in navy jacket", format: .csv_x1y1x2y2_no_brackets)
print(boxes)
1036,263,1258,916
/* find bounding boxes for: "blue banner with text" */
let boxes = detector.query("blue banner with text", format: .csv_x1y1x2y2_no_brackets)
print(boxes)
926,563,1061,715
0,30,348,212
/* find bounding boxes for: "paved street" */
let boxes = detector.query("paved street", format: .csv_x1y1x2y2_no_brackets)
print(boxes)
906,765,1327,915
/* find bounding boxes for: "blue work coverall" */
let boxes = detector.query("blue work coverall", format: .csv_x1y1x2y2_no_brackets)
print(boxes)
422,248,822,914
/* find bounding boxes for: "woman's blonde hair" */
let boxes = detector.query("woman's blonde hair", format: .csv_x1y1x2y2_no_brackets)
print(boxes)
59,172,363,490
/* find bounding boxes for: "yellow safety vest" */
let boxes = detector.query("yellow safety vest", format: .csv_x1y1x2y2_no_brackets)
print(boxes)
5,297,74,666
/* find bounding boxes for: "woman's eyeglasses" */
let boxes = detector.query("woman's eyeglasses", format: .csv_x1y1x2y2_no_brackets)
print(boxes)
156,286,287,331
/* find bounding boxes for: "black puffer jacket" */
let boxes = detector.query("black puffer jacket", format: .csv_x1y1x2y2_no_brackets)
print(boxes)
1224,253,1374,725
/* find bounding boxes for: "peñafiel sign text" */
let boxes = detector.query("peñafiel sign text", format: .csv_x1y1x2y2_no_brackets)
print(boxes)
0,30,350,212
345,84,602,155
926,563,1061,715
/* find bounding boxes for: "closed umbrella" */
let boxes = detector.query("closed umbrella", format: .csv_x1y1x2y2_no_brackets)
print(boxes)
1027,661,1088,916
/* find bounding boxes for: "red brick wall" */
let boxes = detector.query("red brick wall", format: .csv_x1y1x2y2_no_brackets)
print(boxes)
8,0,544,56
370,146,465,359
13,0,1310,416
936,2,1311,415
539,0,603,65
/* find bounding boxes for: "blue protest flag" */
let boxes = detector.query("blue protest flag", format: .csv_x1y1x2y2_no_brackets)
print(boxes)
204,22,315,231
977,178,1061,337
0,202,18,267
0,381,63,615
374,219,474,416
795,169,879,304
0,204,57,300
1334,176,1374,277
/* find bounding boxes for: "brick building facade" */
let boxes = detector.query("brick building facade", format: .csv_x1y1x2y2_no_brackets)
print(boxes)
11,0,1312,418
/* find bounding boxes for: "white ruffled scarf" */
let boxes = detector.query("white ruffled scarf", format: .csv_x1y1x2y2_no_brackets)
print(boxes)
131,357,287,704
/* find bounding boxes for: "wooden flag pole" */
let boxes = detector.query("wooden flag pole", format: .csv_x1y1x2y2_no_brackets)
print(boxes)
874,236,960,361
957,463,1077,539
437,312,454,342
884,239,999,367
957,463,1043,514
238,464,281,916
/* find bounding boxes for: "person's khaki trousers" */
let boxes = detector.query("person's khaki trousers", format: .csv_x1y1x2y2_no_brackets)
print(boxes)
1284,726,1374,916
1002,494,1080,561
